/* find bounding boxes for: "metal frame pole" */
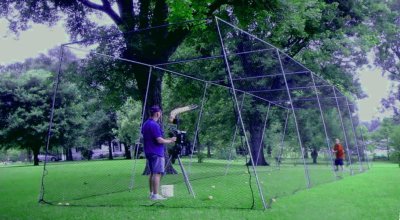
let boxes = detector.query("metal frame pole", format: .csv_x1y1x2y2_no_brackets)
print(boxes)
276,109,290,169
39,46,65,203
345,98,363,172
188,83,209,174
129,67,152,190
358,128,370,169
332,87,354,175
215,16,268,209
177,156,196,197
255,103,271,166
66,45,288,110
310,73,337,180
225,94,246,175
276,50,311,189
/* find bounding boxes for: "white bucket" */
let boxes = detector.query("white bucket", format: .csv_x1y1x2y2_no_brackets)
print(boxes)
161,185,174,197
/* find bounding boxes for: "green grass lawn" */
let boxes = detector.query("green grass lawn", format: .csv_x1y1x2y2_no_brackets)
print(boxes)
0,160,399,220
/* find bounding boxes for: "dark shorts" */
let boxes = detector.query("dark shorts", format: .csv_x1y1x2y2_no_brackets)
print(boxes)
335,158,344,166
146,154,165,174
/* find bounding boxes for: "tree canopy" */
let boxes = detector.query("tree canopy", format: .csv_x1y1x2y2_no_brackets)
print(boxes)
1,0,398,166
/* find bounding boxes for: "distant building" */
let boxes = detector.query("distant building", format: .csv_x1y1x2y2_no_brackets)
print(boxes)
61,140,128,160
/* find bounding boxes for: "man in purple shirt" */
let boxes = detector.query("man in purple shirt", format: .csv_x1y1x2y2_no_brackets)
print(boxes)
142,105,176,200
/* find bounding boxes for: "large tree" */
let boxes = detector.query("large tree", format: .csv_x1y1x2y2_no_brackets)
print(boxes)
0,0,265,110
0,69,83,165
1,0,368,166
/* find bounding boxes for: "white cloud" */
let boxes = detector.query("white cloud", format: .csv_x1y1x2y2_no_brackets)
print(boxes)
0,20,69,65
356,66,395,122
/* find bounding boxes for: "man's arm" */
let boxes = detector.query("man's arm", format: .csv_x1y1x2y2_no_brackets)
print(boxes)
150,122,176,144
156,137,176,144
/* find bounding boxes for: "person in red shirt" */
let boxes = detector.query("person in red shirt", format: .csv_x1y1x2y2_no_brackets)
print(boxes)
333,138,345,171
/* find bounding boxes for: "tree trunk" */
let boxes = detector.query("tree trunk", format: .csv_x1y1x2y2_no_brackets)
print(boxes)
27,149,32,163
66,148,73,161
247,122,269,166
32,147,39,166
387,138,390,160
108,140,113,160
312,157,317,164
304,149,309,159
123,142,131,159
267,145,272,157
207,144,211,158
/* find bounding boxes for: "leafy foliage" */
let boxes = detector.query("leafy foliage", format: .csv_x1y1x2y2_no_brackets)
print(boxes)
0,69,82,165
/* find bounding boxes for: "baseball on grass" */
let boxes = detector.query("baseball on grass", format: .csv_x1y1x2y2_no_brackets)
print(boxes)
208,195,213,200
211,185,216,189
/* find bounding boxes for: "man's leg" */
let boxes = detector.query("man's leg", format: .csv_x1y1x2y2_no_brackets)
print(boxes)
334,159,338,171
149,156,166,200
149,174,153,195
152,174,161,195
340,158,344,172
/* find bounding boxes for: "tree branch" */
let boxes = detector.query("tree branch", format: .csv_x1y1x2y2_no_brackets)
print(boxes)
161,28,190,58
151,0,168,26
77,0,103,10
138,0,150,28
116,0,135,28
207,0,230,17
77,0,123,25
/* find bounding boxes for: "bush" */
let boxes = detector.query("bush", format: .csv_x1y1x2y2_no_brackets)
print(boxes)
197,152,205,163
389,151,400,165
215,148,236,160
81,149,93,160
0,149,21,162
373,153,388,161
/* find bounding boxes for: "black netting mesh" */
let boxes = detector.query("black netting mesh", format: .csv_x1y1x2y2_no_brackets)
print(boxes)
39,17,369,210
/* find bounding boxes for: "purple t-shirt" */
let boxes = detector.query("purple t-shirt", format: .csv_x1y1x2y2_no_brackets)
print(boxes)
142,119,165,157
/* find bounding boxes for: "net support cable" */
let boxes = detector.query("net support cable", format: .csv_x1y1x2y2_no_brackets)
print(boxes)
39,46,65,203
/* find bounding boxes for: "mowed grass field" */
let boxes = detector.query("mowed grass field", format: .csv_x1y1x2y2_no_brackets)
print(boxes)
0,160,399,220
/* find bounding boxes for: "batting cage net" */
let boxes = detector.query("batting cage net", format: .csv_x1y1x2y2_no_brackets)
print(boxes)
39,17,369,210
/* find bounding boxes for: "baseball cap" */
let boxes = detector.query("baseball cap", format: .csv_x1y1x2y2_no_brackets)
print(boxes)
149,105,162,114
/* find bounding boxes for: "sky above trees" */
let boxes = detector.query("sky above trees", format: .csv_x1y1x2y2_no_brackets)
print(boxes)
0,17,395,122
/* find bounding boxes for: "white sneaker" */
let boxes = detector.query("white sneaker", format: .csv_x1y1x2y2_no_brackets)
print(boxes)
150,194,167,201
148,193,153,199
